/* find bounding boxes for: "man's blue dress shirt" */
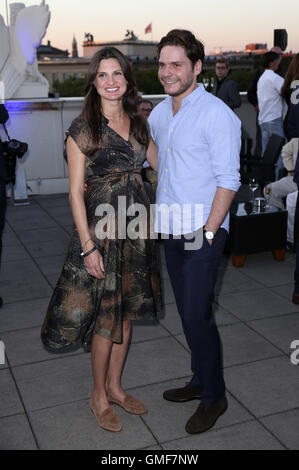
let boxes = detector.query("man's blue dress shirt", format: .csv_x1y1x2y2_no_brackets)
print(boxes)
148,84,241,234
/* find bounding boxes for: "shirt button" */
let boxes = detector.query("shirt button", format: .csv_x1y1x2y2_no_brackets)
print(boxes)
165,169,168,172
170,128,173,132
167,148,170,152
163,189,166,192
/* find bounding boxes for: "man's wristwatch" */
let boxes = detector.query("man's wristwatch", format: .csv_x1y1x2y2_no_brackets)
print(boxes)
203,228,214,241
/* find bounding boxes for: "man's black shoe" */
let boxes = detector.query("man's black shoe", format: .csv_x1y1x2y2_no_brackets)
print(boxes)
163,383,202,402
185,396,228,434
0,297,3,308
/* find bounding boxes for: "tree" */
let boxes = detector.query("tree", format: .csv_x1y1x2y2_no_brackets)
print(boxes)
53,76,86,97
133,68,164,95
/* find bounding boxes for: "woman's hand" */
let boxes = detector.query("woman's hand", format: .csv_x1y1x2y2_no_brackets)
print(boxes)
84,248,105,279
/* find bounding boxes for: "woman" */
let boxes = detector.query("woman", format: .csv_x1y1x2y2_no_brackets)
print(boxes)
281,53,299,141
41,47,162,432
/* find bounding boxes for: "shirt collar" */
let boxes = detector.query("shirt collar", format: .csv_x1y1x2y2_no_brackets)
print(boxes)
165,83,205,109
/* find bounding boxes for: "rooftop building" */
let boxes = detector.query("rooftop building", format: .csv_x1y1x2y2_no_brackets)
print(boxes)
37,40,69,60
82,31,157,61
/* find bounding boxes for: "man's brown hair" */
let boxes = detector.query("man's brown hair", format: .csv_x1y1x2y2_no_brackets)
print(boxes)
157,29,205,67
216,57,229,67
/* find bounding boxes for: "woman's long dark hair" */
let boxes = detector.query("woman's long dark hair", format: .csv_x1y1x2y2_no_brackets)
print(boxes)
79,47,149,151
281,53,299,103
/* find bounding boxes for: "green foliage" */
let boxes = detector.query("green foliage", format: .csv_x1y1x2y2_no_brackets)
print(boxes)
53,75,86,97
229,69,256,91
133,67,164,94
134,67,258,94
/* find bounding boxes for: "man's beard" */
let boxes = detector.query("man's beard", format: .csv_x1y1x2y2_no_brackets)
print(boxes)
163,76,195,97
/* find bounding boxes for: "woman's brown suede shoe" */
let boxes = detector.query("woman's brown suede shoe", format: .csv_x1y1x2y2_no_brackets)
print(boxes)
107,393,148,415
89,398,122,432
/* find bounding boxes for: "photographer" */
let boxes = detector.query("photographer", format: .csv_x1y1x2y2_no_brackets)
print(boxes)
0,103,9,308
0,103,28,308
0,137,6,308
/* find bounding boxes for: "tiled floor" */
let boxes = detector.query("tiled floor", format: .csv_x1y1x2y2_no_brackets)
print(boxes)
0,194,298,450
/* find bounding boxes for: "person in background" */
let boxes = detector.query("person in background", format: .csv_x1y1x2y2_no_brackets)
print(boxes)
139,99,158,198
212,58,241,110
138,99,153,119
281,53,299,141
264,137,299,209
285,85,299,303
0,103,8,309
263,138,299,248
247,46,282,157
257,51,285,178
292,146,299,304
0,141,6,308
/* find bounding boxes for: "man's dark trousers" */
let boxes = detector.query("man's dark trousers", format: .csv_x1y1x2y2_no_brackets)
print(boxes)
0,143,7,265
164,228,227,404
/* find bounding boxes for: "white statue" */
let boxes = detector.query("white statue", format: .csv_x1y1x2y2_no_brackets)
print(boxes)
0,1,50,100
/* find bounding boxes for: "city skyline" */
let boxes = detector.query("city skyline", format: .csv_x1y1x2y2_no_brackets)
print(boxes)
1,0,299,56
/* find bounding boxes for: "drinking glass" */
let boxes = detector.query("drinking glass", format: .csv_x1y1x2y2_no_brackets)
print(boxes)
264,186,271,210
249,177,258,204
203,78,209,89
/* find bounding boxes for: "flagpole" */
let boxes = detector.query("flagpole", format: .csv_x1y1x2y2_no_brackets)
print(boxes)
151,21,153,42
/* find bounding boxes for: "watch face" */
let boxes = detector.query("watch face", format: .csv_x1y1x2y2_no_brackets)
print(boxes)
205,231,214,240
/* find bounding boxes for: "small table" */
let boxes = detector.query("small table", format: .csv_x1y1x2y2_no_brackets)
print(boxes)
228,201,287,267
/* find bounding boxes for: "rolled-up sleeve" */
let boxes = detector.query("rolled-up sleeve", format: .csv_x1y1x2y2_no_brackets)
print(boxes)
205,103,241,192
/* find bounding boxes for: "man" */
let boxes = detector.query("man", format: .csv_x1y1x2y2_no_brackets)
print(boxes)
257,51,285,177
148,30,241,434
212,58,241,110
247,47,282,157
0,149,5,308
0,104,8,308
247,46,283,111
0,142,6,308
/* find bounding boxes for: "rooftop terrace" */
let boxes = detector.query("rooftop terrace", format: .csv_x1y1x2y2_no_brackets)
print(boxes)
0,193,299,450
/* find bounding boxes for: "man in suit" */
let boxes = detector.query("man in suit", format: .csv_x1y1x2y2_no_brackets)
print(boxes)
148,29,241,434
212,58,241,110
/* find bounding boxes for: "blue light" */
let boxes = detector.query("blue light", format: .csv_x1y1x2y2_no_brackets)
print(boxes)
3,101,29,114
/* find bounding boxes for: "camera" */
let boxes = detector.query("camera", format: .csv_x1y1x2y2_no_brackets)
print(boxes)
2,139,28,184
0,104,28,185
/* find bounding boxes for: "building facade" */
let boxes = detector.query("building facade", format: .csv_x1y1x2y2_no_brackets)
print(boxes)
83,38,157,61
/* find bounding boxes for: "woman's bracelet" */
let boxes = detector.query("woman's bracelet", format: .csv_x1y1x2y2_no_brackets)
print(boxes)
82,238,92,249
80,246,97,258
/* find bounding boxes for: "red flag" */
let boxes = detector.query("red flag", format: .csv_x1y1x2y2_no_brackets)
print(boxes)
145,23,152,34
